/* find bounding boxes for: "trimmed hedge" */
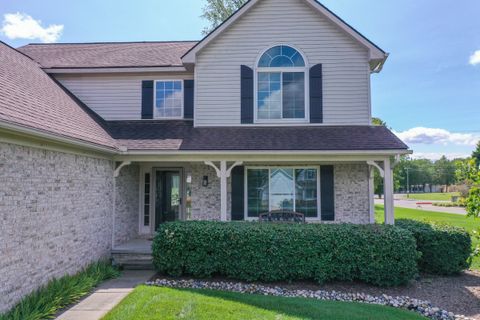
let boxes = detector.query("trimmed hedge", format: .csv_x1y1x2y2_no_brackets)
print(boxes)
153,222,418,287
396,219,471,275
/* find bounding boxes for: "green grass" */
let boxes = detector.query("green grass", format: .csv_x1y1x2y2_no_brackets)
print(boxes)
102,286,425,320
375,205,480,270
402,192,460,201
0,261,120,320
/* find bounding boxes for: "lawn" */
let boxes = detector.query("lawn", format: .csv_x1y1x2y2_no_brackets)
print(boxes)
375,205,480,270
400,192,460,201
102,286,425,320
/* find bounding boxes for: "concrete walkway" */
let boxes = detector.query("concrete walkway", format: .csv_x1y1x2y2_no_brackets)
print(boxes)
56,270,156,320
375,198,467,215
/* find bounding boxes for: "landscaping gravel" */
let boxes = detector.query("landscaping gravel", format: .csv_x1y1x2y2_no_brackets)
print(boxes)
146,276,476,320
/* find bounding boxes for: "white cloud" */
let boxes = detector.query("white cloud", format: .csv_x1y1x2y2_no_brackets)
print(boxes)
411,152,470,161
0,13,63,43
395,127,479,146
470,50,480,66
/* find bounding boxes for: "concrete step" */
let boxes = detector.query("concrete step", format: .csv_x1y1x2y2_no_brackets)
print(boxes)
112,252,154,270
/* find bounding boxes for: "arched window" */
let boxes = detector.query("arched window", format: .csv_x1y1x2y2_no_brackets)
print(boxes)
256,45,307,121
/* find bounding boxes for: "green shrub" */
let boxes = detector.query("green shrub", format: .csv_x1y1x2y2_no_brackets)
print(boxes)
396,219,471,275
153,222,418,287
0,261,120,320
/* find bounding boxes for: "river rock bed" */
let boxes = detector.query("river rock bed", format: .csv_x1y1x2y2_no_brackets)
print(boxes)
146,278,472,320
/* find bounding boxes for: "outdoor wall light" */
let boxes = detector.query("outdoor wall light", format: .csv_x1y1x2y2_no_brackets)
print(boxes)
202,175,209,187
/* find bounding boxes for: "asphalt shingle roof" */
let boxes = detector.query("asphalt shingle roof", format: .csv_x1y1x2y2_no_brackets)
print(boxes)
0,42,116,149
17,41,197,69
107,120,408,151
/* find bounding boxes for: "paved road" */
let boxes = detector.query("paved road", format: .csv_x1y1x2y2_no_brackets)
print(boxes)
375,198,467,215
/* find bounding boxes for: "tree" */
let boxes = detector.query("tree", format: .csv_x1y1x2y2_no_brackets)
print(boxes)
201,0,247,35
473,141,480,168
371,117,386,126
432,156,456,192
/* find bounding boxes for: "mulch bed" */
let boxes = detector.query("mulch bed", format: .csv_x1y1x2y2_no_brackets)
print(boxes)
152,270,480,319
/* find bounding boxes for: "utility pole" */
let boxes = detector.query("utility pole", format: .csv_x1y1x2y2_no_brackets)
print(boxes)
405,167,410,198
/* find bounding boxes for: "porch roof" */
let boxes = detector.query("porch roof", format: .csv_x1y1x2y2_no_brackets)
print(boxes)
107,120,408,152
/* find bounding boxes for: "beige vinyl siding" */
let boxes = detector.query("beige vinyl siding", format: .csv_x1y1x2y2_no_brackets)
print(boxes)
55,73,193,120
195,0,371,126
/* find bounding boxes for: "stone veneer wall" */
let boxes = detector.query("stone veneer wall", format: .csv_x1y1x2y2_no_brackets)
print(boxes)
189,163,222,220
334,163,370,224
186,163,370,223
114,164,140,245
0,142,114,313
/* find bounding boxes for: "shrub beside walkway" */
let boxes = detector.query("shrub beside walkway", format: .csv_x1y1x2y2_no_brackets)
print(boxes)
56,270,155,320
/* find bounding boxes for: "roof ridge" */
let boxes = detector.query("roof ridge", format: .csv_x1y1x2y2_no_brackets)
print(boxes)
21,40,199,47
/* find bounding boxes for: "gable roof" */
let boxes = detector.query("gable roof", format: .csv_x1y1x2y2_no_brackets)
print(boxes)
0,41,116,151
182,0,387,71
18,41,197,70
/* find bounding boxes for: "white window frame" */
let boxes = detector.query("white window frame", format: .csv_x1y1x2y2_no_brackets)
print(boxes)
254,45,310,124
153,79,184,119
244,166,321,221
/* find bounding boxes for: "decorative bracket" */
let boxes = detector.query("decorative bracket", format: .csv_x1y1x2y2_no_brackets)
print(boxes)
367,160,384,178
114,161,131,178
392,154,402,169
204,161,243,178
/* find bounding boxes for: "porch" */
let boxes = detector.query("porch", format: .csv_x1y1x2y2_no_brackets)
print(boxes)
110,154,398,268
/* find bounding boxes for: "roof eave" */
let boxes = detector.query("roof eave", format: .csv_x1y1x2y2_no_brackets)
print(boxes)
182,0,387,65
0,119,118,154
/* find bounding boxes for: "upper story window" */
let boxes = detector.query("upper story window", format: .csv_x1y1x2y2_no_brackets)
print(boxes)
155,80,183,119
256,45,308,122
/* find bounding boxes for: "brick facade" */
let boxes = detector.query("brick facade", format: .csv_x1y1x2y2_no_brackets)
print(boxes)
334,163,370,224
0,142,114,313
114,164,140,245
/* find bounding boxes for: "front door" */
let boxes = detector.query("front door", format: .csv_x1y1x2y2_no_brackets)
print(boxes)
154,169,182,230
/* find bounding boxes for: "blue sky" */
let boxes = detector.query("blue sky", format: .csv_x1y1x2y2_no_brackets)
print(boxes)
1,0,479,160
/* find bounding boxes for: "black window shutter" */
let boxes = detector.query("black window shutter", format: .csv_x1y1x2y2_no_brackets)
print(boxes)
240,65,254,124
141,80,154,119
184,80,194,119
231,166,245,220
320,165,335,221
309,64,323,123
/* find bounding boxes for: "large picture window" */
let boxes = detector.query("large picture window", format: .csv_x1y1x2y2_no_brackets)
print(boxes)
246,167,319,218
256,45,307,122
154,80,183,118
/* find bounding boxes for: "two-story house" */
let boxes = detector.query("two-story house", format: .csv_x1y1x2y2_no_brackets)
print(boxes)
0,0,409,312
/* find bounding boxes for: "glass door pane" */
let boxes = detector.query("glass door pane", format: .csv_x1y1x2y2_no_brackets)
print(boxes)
155,170,181,230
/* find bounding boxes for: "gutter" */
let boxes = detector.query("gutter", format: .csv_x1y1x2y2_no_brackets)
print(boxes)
117,149,413,156
0,120,118,154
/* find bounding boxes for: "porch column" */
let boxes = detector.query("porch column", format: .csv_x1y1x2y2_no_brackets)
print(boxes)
383,157,395,225
205,161,243,221
368,166,375,224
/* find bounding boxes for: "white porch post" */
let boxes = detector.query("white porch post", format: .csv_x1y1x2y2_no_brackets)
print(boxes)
368,166,375,224
205,161,243,221
383,157,395,225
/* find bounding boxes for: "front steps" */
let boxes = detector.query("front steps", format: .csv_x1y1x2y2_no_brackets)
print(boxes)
112,239,154,270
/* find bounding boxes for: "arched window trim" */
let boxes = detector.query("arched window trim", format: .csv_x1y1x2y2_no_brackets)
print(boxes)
254,44,310,124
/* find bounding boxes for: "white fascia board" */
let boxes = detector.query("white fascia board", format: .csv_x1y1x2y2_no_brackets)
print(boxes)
182,0,260,64
114,149,412,163
182,0,387,66
43,66,188,74
0,120,117,154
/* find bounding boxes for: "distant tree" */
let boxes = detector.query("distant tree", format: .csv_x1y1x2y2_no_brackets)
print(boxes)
472,141,480,168
433,156,456,192
371,117,386,126
201,0,247,35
